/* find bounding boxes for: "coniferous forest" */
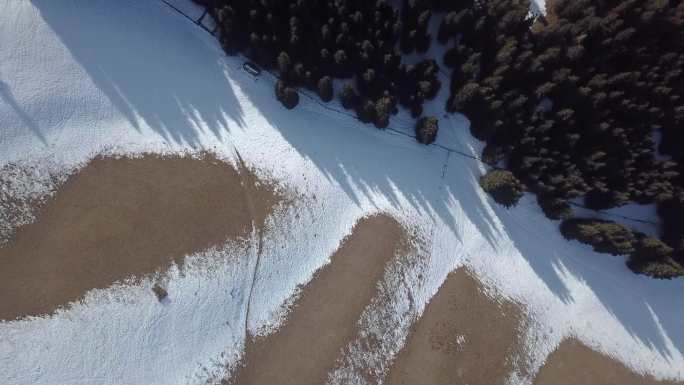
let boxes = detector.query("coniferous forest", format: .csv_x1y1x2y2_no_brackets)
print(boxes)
196,0,684,278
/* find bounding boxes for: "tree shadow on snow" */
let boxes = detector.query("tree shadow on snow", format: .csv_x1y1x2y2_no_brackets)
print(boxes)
229,48,684,368
490,181,684,364
32,0,684,371
0,80,48,145
30,0,245,148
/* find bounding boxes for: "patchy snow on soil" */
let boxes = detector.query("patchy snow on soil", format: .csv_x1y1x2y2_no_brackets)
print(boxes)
0,157,71,245
1,1,683,385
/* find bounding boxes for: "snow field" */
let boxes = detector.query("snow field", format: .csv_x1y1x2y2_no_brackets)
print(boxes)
0,1,683,384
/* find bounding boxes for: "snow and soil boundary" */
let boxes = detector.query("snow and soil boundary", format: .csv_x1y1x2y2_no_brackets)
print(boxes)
0,1,682,385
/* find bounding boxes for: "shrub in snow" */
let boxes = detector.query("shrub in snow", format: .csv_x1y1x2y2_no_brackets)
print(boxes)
634,237,674,261
628,236,683,279
479,169,523,208
415,116,439,145
275,80,299,110
560,218,636,256
152,284,168,301
628,259,684,280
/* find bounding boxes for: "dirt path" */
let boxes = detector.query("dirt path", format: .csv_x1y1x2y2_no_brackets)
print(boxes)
225,215,408,385
386,268,524,385
0,154,278,321
534,339,684,385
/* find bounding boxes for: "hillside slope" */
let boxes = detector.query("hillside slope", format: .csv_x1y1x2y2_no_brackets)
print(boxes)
0,1,683,384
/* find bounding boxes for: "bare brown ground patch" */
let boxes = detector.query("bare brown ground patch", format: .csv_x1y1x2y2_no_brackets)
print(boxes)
386,268,524,385
0,153,278,321
225,215,408,385
534,339,684,385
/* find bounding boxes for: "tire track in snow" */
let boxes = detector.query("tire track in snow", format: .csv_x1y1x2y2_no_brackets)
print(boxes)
233,150,266,341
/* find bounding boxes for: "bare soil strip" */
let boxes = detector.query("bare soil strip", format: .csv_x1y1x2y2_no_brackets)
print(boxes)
225,215,408,385
386,268,524,385
0,154,278,321
534,339,684,385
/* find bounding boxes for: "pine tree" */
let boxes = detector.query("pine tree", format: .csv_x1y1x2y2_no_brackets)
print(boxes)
317,76,333,102
415,116,439,144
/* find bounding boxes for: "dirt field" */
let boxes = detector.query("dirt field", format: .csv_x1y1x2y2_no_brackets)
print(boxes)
225,215,408,385
0,154,278,321
386,268,524,385
534,339,684,385
1,153,679,385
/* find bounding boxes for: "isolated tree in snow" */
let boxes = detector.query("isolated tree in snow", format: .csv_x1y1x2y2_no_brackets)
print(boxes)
415,116,439,144
479,169,523,208
275,80,299,110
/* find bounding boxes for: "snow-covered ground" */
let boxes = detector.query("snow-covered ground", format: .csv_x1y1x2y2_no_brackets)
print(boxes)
0,1,683,385
530,0,546,16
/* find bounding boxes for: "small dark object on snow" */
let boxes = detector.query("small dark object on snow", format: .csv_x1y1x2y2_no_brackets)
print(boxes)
243,61,261,76
152,284,168,301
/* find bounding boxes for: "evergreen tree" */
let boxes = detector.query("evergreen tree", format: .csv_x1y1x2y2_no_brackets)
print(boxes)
415,116,439,144
340,83,359,110
317,76,333,102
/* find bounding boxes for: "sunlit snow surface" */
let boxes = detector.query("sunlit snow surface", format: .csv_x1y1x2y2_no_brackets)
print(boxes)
531,0,546,15
0,1,683,384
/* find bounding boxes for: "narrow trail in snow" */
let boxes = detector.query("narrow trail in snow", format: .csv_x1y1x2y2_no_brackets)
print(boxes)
157,0,660,229
441,151,451,180
226,215,408,385
233,150,265,339
0,154,276,321
243,223,262,339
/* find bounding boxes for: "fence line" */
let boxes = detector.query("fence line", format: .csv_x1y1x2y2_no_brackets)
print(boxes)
157,0,659,227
